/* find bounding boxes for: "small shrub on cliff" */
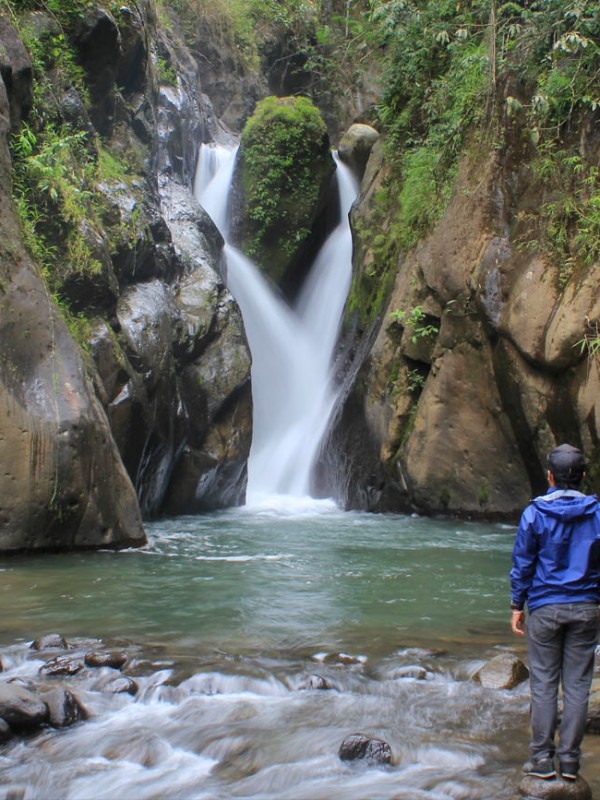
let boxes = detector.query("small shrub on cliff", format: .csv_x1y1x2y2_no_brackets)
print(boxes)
390,306,439,344
575,319,600,360
12,124,102,283
238,95,332,281
526,154,600,274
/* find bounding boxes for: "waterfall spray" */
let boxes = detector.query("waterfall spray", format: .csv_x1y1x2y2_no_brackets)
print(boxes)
195,144,358,507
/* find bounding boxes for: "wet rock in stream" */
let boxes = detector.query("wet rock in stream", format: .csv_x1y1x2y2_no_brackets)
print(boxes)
472,653,529,690
297,673,333,690
519,774,591,800
84,650,128,669
40,655,85,677
0,634,143,744
394,664,428,680
0,682,49,729
102,675,139,695
42,687,88,727
338,733,393,765
30,634,69,652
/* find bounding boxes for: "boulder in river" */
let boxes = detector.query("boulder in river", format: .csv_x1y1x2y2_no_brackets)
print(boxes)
84,650,128,669
40,656,85,677
338,733,393,765
519,774,591,799
42,687,88,728
472,653,529,690
0,682,48,729
30,634,69,652
102,675,138,695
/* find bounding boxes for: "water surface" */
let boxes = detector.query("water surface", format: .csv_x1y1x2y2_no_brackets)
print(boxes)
0,506,598,799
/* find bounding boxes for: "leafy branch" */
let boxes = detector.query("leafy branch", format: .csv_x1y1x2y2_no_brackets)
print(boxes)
390,305,439,343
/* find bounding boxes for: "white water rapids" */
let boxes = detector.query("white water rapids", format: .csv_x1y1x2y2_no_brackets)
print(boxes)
194,144,358,506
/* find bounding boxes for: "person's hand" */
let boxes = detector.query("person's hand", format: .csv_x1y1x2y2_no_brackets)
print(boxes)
511,609,525,636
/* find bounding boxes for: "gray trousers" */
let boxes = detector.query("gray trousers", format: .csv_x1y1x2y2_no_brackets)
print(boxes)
527,602,600,763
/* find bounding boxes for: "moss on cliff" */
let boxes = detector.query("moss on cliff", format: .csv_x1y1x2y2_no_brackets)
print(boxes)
237,95,333,283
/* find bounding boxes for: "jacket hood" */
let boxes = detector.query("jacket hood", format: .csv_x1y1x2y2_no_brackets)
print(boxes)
532,489,599,521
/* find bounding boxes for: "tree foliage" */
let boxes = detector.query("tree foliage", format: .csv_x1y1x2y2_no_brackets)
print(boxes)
368,0,600,273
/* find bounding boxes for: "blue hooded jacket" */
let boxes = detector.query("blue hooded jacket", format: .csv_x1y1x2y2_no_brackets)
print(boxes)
510,489,600,611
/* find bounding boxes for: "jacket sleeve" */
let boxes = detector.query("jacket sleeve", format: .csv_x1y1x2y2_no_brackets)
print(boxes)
510,506,539,609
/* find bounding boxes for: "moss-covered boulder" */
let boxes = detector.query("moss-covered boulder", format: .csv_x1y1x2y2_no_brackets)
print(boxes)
230,95,334,289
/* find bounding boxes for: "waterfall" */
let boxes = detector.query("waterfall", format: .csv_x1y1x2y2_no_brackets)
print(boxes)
194,143,238,236
195,144,358,506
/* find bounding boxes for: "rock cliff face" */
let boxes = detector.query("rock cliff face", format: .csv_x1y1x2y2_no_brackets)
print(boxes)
0,2,255,548
2,0,598,540
0,65,144,550
328,118,600,519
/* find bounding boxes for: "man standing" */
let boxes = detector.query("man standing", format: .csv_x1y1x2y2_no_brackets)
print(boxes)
510,443,600,782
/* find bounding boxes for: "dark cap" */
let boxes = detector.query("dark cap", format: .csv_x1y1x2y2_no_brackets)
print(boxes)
547,444,586,488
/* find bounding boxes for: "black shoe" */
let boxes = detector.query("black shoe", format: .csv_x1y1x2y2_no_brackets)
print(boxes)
559,760,579,781
524,759,557,779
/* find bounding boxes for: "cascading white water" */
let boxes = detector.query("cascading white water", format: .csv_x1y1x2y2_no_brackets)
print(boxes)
195,144,358,506
194,143,238,236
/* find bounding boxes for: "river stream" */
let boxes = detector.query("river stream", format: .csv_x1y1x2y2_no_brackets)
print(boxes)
0,505,599,799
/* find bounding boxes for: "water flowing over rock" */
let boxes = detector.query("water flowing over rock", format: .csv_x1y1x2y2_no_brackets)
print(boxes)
42,687,88,728
3,0,598,526
228,96,336,294
0,683,48,730
30,634,68,652
338,733,393,765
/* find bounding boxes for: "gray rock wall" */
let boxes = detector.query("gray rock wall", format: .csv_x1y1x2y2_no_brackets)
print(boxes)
0,68,145,550
327,124,600,519
0,3,254,549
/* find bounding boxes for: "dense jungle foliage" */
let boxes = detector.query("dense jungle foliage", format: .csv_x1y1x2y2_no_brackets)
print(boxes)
348,0,600,335
2,0,599,349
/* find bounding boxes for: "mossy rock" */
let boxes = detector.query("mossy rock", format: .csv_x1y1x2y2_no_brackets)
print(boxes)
232,95,334,287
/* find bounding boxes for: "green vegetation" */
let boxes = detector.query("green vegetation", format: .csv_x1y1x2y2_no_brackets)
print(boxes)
576,320,600,359
6,0,144,349
156,0,379,122
390,305,439,344
347,0,599,335
12,124,102,285
372,0,493,249
369,0,600,279
522,153,600,283
406,367,426,395
239,95,332,279
156,0,321,68
507,0,600,280
478,480,490,509
5,0,121,22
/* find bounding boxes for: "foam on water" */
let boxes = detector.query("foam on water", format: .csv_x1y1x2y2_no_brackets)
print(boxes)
240,492,340,516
